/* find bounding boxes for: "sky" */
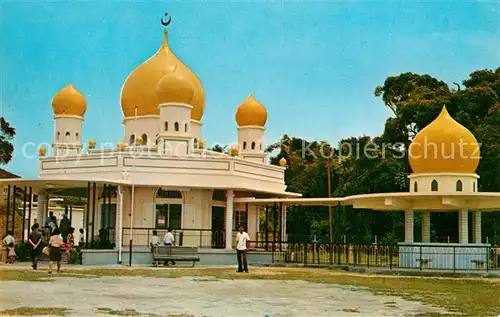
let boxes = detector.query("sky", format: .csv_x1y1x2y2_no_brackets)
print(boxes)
1,1,499,177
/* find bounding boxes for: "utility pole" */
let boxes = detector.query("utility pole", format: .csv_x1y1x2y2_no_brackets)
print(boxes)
327,152,333,245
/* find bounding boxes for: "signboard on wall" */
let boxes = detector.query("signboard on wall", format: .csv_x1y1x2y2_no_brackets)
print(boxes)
157,215,165,226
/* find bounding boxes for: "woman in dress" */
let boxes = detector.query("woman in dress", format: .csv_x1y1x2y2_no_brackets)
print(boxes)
48,228,63,273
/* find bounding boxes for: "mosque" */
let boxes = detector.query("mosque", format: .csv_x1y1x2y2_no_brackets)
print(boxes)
2,17,499,268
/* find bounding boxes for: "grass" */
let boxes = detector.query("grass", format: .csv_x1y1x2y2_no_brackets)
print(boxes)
96,308,194,317
342,308,360,313
0,307,69,316
2,267,500,316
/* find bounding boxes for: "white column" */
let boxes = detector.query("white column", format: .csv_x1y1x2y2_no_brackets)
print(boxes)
36,189,46,225
282,204,287,242
225,190,234,250
472,211,481,244
421,211,431,243
116,185,124,263
458,209,469,244
404,210,414,243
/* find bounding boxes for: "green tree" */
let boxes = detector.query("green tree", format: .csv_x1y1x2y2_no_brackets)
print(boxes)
0,117,16,164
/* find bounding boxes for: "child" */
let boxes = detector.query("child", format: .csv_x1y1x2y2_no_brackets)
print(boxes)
8,242,16,264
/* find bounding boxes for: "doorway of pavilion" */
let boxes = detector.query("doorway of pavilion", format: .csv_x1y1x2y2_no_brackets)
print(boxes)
211,190,226,248
154,189,182,234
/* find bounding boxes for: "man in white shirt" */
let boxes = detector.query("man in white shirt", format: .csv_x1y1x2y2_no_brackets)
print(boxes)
236,225,250,273
163,228,175,246
163,228,175,266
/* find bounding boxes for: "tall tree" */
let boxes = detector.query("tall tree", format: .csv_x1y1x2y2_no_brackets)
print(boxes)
0,117,15,164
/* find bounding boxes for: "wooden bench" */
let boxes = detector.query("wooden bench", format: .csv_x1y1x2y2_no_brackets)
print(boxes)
152,246,200,267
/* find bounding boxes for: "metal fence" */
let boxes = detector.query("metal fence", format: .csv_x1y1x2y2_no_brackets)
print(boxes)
265,242,500,271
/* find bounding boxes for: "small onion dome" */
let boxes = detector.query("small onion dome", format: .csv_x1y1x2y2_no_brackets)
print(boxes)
38,146,47,157
135,136,143,145
279,157,287,166
198,139,205,149
409,106,480,174
51,83,87,116
229,146,239,157
117,140,127,151
88,140,96,149
235,94,267,127
156,72,195,105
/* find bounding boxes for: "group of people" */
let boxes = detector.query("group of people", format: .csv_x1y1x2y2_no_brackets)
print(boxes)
2,211,86,273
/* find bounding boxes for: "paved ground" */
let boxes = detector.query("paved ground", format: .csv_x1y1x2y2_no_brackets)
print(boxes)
0,273,448,317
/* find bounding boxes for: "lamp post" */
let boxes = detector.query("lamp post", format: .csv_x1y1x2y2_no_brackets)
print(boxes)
128,106,138,267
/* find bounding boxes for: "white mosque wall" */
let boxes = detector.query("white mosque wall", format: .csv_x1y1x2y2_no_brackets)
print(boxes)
123,116,160,146
409,173,479,193
39,153,286,194
190,120,203,145
158,103,192,137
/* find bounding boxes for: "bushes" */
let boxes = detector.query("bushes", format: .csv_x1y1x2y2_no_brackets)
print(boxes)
14,242,29,261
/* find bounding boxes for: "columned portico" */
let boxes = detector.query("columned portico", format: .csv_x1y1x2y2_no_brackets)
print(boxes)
458,209,469,244
421,211,430,243
472,211,482,244
36,189,46,225
404,210,414,243
225,189,234,250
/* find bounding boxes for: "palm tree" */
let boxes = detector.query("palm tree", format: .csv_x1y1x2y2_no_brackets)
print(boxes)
0,117,15,164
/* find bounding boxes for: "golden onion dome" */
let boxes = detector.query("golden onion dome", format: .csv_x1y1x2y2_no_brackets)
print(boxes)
51,84,87,116
229,146,239,157
198,139,205,149
156,72,195,105
408,106,480,174
38,146,47,157
120,31,205,120
235,94,267,127
88,140,96,149
279,157,287,166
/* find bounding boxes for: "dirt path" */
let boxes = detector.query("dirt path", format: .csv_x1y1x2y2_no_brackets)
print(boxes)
0,275,447,316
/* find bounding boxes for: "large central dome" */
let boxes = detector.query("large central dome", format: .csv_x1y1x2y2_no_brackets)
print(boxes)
120,31,205,120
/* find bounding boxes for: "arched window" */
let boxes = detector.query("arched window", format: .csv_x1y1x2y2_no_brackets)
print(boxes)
156,188,182,199
212,190,226,201
65,132,71,141
56,132,60,141
251,142,256,150
174,122,179,132
141,133,147,145
456,180,463,192
243,142,247,150
260,143,262,150
413,181,418,192
75,133,79,141
431,180,438,192
184,123,188,133
473,182,476,192
129,134,135,145
164,122,168,131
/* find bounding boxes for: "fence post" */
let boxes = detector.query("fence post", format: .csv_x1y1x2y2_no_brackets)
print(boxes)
389,245,393,270
367,246,370,268
486,246,489,272
303,243,307,266
419,244,423,271
179,231,184,246
453,246,456,272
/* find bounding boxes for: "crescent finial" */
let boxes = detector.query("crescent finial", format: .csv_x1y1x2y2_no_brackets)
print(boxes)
161,13,172,27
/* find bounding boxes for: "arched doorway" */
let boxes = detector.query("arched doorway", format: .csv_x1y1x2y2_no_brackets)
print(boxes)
154,188,182,231
211,190,226,248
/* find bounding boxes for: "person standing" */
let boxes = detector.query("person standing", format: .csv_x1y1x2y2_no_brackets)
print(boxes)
163,228,175,266
59,213,70,242
78,228,85,247
236,225,250,273
7,243,16,264
2,232,15,264
28,223,43,270
48,228,63,273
